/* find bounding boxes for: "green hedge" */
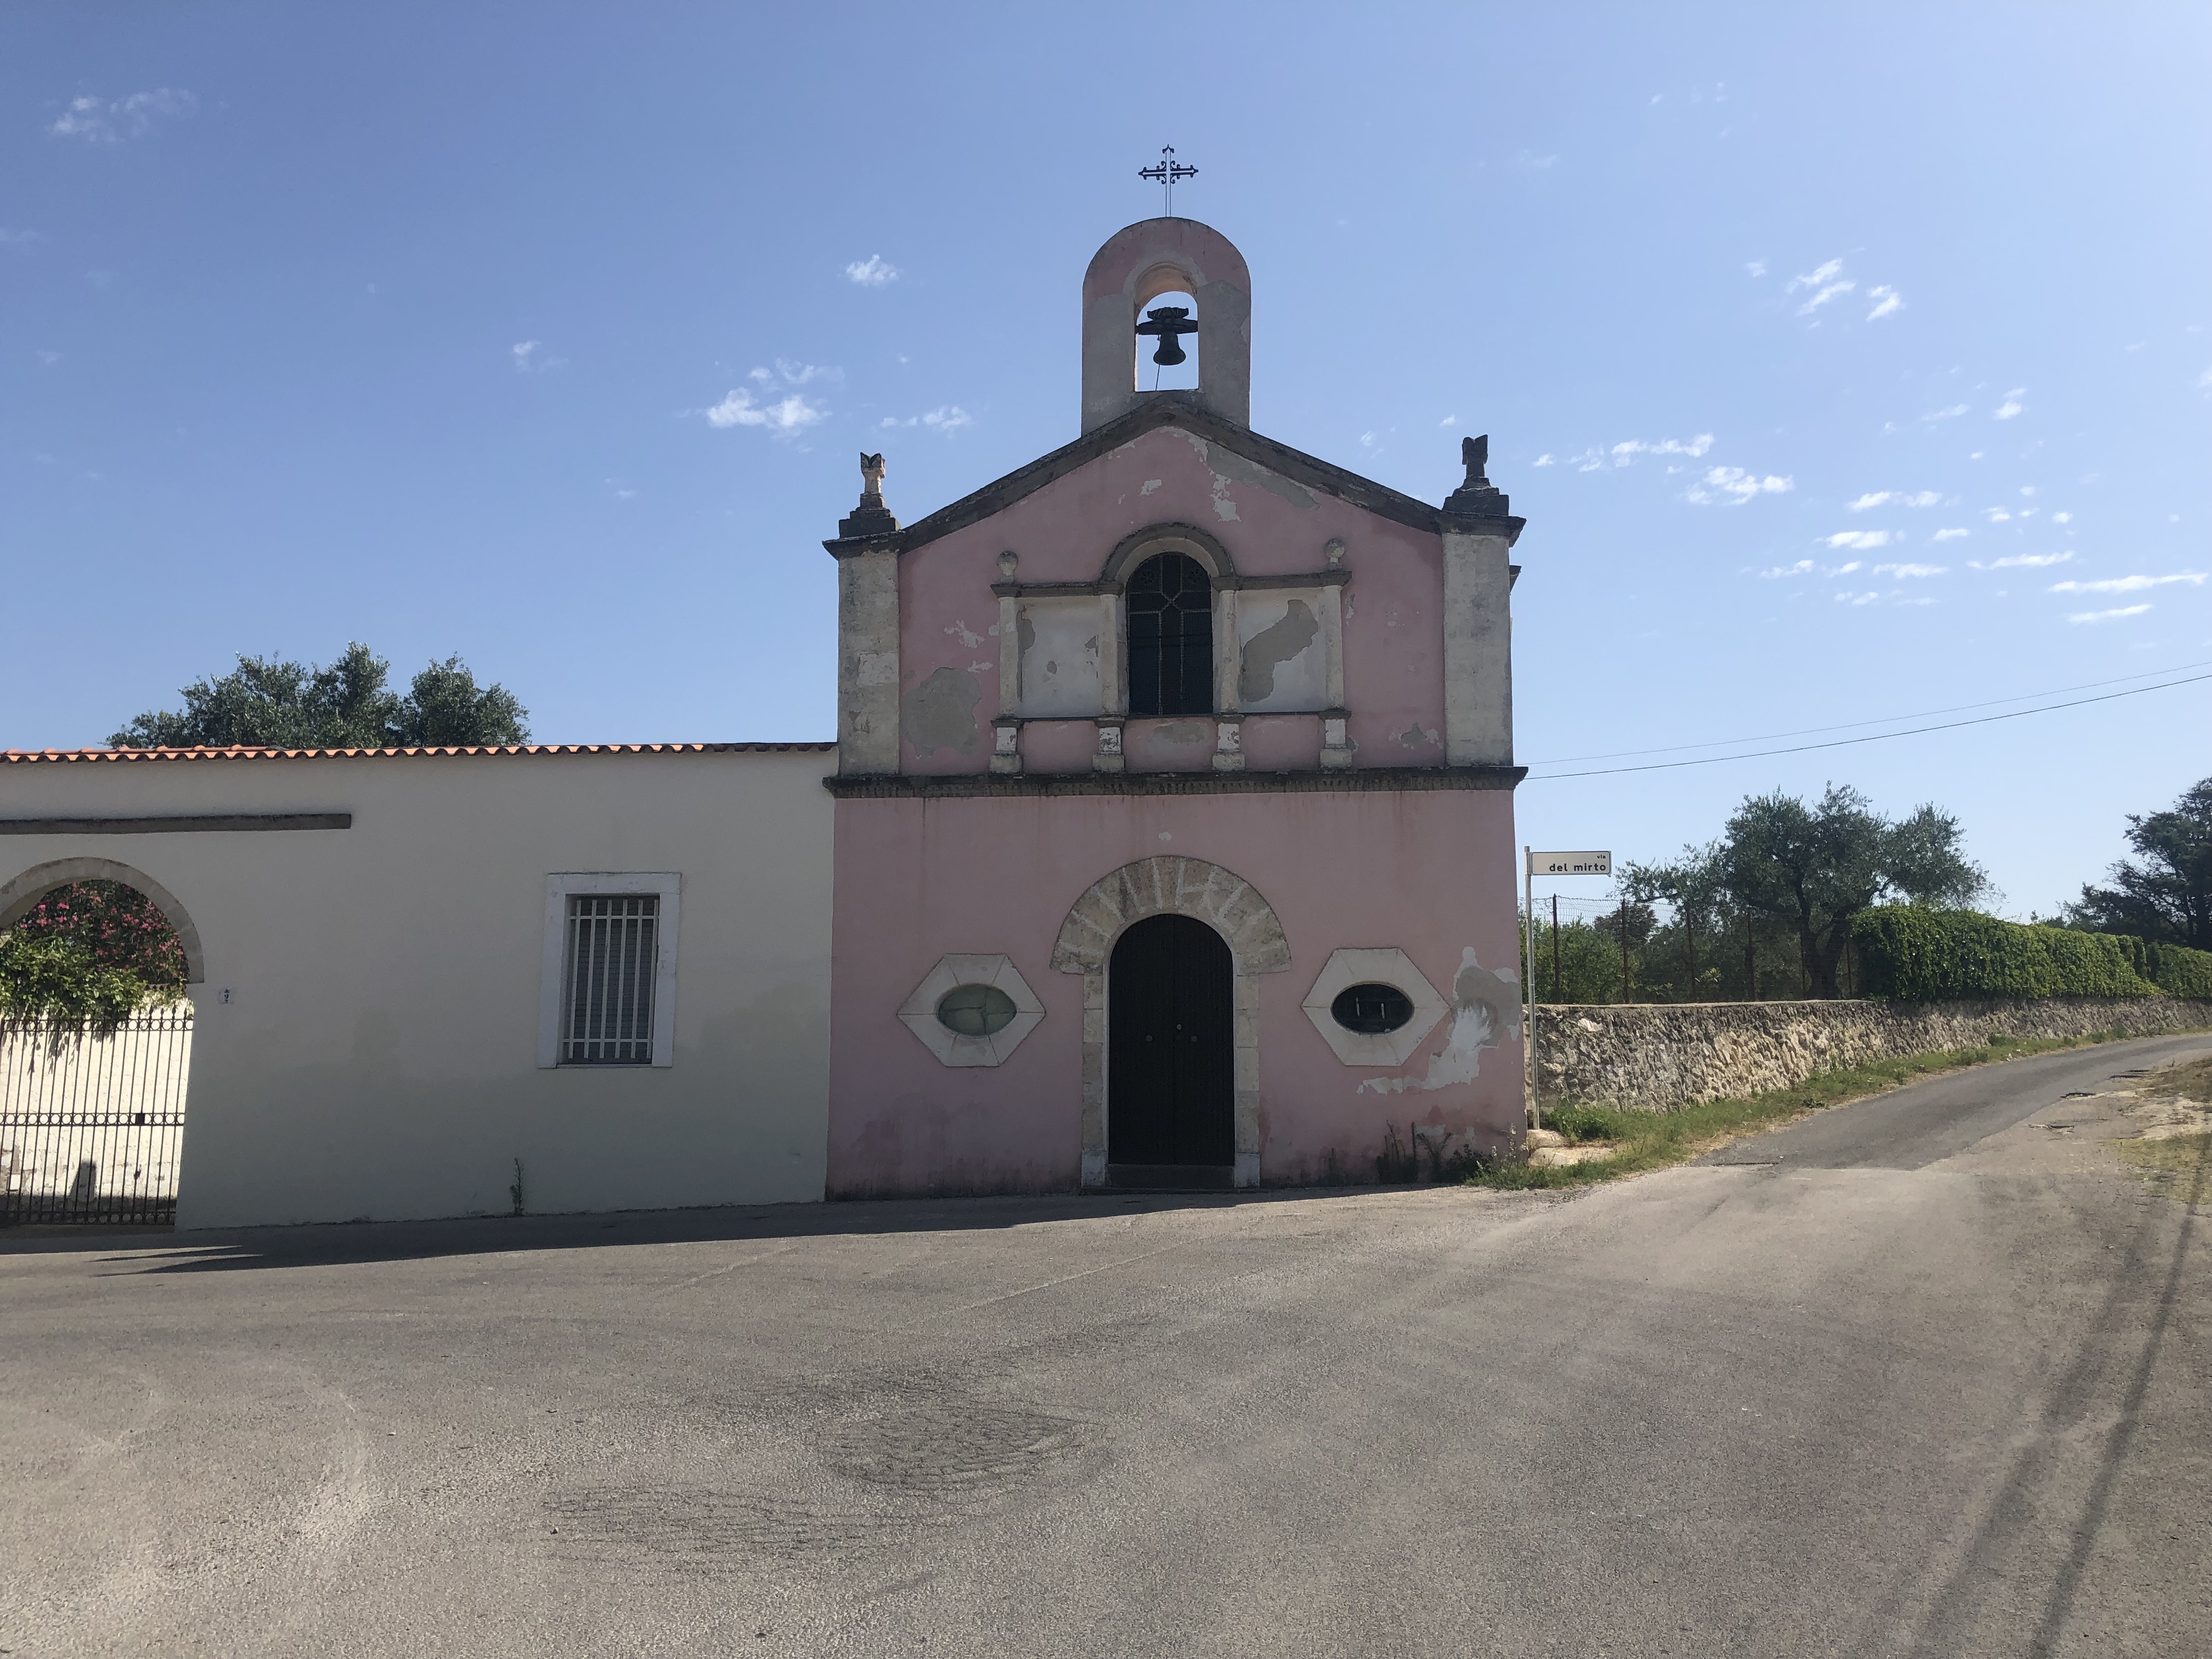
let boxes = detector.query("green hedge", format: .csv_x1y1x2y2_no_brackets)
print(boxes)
2124,936,2212,999
1849,907,2212,1001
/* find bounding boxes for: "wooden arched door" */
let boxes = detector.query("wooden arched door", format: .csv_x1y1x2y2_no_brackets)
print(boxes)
1107,914,1234,1173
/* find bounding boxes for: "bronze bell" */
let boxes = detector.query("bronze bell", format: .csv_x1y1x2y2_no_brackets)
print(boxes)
1136,305,1197,366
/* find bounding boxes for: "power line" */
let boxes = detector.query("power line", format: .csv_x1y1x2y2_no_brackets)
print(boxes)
1526,658,2212,766
1524,671,2212,782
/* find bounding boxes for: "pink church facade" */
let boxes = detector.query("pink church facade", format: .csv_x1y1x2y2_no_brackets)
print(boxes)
824,217,1529,1195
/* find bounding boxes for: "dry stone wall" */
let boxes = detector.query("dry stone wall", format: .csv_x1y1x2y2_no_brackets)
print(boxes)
1537,997,2212,1113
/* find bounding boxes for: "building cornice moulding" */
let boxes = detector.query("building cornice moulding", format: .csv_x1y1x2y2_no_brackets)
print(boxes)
824,765,1524,800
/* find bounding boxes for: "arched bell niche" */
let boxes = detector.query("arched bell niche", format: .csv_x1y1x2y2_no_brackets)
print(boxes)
1081,218,1252,433
1134,287,1200,393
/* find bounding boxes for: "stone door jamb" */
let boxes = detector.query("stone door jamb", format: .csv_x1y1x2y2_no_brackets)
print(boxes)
1049,855,1291,1189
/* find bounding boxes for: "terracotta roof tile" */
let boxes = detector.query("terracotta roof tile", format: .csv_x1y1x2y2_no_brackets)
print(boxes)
2,742,836,764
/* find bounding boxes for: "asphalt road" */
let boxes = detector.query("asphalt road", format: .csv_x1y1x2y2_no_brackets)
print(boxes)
3,1035,2208,1658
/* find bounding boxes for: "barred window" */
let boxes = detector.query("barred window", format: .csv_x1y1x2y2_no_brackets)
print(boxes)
560,894,659,1064
1125,552,1214,717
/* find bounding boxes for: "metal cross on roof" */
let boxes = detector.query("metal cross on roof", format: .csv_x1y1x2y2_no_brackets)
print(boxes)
1138,146,1198,217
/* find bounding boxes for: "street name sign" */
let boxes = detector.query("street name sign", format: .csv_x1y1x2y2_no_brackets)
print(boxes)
1527,850,1612,877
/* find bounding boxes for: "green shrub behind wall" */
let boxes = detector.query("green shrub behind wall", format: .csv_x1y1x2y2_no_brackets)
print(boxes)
2126,937,2212,999
1850,907,2180,1000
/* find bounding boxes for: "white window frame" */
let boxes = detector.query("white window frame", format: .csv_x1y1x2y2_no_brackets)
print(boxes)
538,873,682,1069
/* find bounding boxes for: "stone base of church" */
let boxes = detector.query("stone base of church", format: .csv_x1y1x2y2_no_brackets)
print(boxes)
825,785,1525,1198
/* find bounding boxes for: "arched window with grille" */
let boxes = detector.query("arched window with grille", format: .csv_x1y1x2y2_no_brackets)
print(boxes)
1125,553,1214,716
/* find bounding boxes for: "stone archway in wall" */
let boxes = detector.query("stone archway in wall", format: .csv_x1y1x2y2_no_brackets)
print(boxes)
0,857,205,1226
1050,856,1290,1189
0,856,206,983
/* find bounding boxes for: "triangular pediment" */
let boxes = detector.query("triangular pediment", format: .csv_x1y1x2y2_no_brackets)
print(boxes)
855,395,1452,554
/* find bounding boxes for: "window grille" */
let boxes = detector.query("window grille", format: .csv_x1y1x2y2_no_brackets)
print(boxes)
1125,552,1214,716
560,894,659,1064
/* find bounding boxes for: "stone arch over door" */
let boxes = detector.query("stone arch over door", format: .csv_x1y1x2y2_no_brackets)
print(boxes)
1051,855,1290,1189
0,856,206,983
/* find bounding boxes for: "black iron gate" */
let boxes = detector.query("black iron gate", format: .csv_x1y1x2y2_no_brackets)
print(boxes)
0,1007,191,1226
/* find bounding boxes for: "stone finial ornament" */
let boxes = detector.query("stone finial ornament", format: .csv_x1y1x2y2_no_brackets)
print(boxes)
1443,432,1511,520
837,451,899,539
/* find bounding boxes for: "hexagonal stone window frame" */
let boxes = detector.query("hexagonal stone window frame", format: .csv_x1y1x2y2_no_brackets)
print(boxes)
1302,948,1447,1068
898,953,1046,1068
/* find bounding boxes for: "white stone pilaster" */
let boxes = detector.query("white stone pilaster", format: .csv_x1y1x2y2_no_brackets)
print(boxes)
836,544,901,775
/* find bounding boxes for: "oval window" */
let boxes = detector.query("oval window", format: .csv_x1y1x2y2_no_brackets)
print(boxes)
936,983,1018,1037
1331,982,1413,1035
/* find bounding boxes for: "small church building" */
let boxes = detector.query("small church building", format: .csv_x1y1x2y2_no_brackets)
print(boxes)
1,216,1531,1228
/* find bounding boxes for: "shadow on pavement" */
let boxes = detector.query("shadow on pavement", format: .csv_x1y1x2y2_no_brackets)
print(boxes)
0,1186,1383,1276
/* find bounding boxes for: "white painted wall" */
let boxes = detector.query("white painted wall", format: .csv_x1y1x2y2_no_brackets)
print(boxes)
0,748,836,1227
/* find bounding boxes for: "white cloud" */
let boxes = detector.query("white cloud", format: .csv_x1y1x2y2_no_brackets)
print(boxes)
1758,559,1814,578
1825,530,1893,550
2198,365,2211,391
1532,453,1555,467
2067,605,2152,624
1970,551,2070,569
844,254,899,286
2048,572,2205,595
1688,465,1793,505
1584,433,1714,470
1438,414,1457,427
751,360,837,387
1865,285,1903,321
879,404,974,433
0,227,42,247
704,368,828,433
1933,528,1970,541
1985,507,2013,523
1848,489,1943,511
48,88,195,143
1993,390,2025,419
1924,404,1970,421
2053,511,2072,524
35,349,61,364
1833,591,1882,606
1784,257,1864,315
1874,562,1945,578
1829,560,1863,575
1515,150,1559,170
1746,260,1767,278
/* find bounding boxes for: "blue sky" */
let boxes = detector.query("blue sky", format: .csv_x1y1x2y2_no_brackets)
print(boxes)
4,2,2207,917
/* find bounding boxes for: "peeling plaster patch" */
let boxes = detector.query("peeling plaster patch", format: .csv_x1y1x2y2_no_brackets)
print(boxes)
901,667,982,757
1153,720,1211,746
1202,438,1318,511
1361,949,1517,1094
1177,430,1316,525
1397,723,1438,748
1238,599,1320,705
944,619,984,648
1141,479,1164,495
